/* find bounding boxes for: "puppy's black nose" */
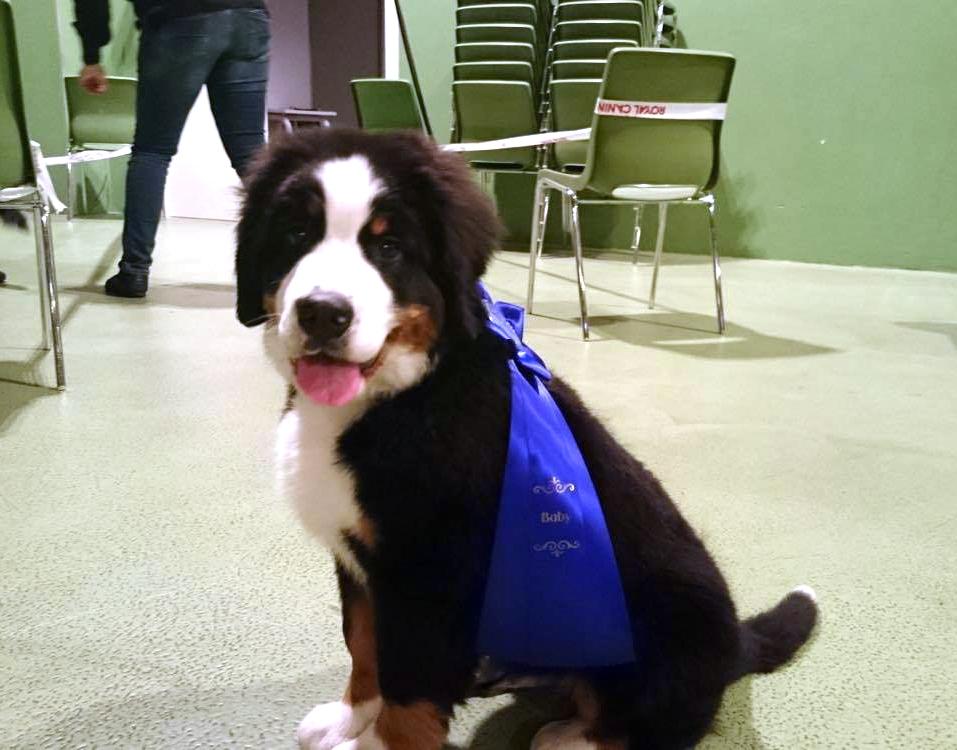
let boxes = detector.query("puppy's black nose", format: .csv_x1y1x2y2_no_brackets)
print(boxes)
296,290,354,346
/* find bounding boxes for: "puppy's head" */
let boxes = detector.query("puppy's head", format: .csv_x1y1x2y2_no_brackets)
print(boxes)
236,129,501,406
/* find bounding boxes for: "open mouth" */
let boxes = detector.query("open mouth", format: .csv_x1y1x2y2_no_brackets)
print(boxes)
292,348,387,407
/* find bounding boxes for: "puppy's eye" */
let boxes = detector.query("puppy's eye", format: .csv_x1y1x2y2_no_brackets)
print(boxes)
286,230,307,248
377,239,402,261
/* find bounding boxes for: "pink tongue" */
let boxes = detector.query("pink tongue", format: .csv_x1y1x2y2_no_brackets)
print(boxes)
295,358,364,406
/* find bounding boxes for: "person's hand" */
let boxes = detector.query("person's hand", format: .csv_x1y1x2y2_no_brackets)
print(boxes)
79,64,108,95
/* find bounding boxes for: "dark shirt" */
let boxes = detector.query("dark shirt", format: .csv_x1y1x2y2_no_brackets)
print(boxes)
73,0,267,65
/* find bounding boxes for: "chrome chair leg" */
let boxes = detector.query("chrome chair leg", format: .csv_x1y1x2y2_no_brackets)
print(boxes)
630,204,643,264
33,199,66,389
568,191,590,340
526,179,550,313
32,202,52,350
561,190,571,235
649,202,668,309
65,159,75,222
703,193,726,334
538,189,551,262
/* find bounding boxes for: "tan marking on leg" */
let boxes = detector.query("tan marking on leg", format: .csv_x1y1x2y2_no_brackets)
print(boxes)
375,701,449,750
386,305,438,352
342,587,380,706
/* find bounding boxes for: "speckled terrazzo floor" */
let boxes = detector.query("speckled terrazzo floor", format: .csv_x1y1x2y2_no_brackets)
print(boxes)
1,217,955,749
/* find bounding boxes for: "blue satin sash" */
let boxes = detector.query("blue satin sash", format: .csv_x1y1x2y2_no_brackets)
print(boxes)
476,286,635,668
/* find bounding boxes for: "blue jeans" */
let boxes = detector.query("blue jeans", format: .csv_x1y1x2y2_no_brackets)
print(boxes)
120,9,270,276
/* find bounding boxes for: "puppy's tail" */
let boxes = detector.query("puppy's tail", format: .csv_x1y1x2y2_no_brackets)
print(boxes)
736,585,818,678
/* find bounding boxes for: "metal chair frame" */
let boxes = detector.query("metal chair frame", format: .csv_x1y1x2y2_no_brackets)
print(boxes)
0,184,65,389
527,180,723,340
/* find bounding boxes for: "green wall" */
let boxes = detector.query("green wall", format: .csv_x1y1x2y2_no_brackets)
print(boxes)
401,0,957,272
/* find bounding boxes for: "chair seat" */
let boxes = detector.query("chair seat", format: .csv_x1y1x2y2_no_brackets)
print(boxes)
610,184,698,201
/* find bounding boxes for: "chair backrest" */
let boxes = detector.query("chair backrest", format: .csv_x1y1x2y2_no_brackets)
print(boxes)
454,61,535,84
457,4,537,26
351,79,425,132
452,80,538,168
552,59,607,79
581,48,736,195
0,0,31,188
553,38,637,60
557,1,644,23
555,20,642,42
457,23,537,47
64,76,137,147
455,41,536,64
549,78,602,168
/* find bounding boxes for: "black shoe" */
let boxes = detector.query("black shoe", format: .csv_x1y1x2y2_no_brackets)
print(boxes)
0,270,6,285
105,271,148,298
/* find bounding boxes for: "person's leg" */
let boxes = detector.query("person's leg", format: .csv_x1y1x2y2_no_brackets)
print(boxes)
111,14,229,293
206,9,271,179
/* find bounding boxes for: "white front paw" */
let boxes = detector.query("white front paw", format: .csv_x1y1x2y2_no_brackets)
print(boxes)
297,698,382,750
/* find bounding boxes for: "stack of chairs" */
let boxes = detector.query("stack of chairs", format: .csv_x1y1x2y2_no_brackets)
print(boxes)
452,0,554,173
547,0,644,171
449,0,681,176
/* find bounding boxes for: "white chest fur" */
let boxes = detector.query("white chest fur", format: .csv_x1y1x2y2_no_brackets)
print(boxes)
276,394,369,581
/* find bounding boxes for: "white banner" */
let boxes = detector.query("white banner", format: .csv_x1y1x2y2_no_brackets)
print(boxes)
594,99,727,120
44,146,132,167
442,127,591,153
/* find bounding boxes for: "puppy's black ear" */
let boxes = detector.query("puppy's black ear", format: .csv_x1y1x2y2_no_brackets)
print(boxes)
415,137,502,338
235,204,266,327
235,148,277,327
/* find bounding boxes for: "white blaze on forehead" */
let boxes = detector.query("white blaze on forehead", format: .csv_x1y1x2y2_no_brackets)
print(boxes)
275,154,394,364
315,155,384,239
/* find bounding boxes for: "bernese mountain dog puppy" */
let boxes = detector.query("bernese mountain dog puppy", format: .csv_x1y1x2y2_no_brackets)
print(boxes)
235,129,817,750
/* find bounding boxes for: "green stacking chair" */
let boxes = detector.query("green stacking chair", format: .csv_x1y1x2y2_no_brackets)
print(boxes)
549,79,601,169
452,80,539,169
553,38,638,60
526,48,736,339
454,61,536,84
0,0,65,388
557,0,644,22
555,20,642,42
351,79,426,132
63,75,136,220
457,4,537,26
456,23,538,47
552,59,607,79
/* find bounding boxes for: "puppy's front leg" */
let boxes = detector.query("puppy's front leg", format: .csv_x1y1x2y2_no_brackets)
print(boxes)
330,575,475,750
298,566,382,750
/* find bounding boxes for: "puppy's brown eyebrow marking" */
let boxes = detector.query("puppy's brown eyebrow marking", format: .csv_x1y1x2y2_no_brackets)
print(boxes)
369,216,389,236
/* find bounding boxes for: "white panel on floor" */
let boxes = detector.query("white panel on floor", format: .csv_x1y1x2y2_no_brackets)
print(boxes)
164,86,242,221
